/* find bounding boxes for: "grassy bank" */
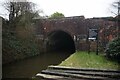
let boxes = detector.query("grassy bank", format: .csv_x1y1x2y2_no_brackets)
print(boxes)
59,51,120,70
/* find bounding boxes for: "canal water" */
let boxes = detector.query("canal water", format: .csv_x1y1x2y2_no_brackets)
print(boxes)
2,52,71,78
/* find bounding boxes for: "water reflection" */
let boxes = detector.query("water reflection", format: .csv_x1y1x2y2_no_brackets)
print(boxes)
2,52,72,78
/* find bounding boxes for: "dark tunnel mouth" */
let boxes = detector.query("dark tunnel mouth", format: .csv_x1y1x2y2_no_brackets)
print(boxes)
45,30,76,54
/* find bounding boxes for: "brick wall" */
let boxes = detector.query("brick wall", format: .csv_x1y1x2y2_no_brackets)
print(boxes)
35,16,116,51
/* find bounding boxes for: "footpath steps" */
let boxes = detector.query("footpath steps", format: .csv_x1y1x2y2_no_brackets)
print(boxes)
36,66,120,80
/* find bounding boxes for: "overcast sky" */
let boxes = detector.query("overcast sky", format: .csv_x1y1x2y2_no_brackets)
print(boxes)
0,0,116,19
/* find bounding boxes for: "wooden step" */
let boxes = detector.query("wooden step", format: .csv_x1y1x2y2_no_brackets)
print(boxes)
36,73,82,80
42,69,120,78
48,66,120,73
36,66,120,80
36,70,114,80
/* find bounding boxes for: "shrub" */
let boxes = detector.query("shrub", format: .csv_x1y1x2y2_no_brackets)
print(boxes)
2,20,40,64
105,37,120,62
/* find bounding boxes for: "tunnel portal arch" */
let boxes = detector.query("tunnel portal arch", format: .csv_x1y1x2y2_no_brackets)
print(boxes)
45,30,76,54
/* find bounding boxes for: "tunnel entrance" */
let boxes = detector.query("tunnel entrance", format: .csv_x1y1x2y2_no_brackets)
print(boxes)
45,30,75,53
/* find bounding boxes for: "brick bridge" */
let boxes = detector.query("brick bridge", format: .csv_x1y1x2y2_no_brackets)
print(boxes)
34,16,116,53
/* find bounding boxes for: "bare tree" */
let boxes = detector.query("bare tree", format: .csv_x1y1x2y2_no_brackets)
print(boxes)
112,0,120,37
112,0,120,15
3,0,41,21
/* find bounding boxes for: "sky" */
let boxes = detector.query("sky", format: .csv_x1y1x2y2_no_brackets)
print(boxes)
0,0,116,19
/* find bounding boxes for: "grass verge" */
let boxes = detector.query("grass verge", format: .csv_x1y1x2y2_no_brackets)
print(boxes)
59,51,120,70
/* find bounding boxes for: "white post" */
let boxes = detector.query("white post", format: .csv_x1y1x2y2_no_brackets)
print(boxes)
73,35,76,41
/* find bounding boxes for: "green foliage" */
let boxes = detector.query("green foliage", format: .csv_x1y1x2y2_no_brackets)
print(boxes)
105,37,120,62
2,1,43,64
2,22,40,64
2,13,41,64
49,12,65,19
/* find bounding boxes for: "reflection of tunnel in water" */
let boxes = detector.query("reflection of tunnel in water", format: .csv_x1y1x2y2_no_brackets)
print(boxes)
46,30,75,53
